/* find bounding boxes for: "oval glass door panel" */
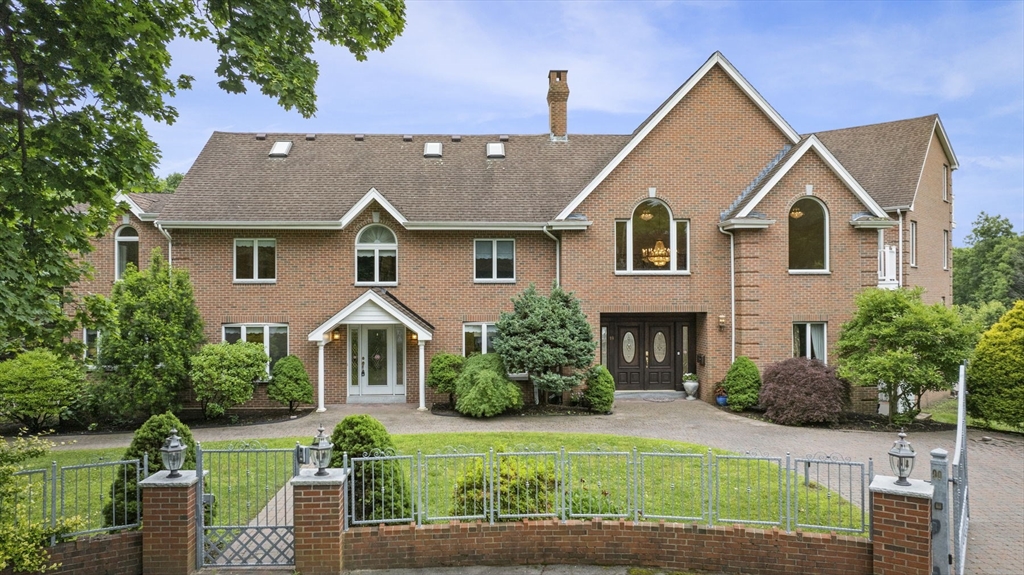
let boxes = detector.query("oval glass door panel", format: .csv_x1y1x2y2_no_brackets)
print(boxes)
653,331,667,363
622,332,636,363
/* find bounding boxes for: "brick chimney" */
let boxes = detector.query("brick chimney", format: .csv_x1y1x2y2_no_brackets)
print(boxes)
547,70,569,140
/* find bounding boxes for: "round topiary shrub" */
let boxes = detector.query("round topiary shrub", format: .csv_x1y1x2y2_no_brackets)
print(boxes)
722,356,761,412
426,353,465,406
0,349,86,432
103,412,196,527
454,354,523,418
967,300,1024,431
760,357,850,426
583,365,615,413
328,415,411,522
268,355,313,412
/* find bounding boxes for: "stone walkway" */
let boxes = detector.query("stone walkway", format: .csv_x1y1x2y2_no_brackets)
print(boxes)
56,397,1023,575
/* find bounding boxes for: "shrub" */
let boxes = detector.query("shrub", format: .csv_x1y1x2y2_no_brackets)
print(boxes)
451,456,556,520
103,413,196,527
454,354,523,418
760,358,850,426
967,300,1024,431
426,353,465,406
0,349,86,432
583,365,615,413
328,415,412,522
722,356,760,412
190,342,267,418
267,355,313,412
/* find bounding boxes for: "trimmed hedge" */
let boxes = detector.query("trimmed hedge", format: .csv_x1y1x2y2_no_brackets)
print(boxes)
454,354,523,418
328,415,412,522
426,353,465,406
583,365,615,413
760,357,850,426
268,355,313,411
722,356,760,412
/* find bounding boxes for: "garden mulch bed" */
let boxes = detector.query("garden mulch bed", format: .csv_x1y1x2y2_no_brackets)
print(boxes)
1,408,313,437
431,402,607,418
717,405,959,433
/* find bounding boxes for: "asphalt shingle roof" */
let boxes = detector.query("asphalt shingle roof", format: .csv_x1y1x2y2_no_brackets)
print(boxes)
159,133,631,224
813,115,938,210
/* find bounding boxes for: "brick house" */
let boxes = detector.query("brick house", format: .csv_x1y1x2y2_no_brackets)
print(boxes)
78,52,957,411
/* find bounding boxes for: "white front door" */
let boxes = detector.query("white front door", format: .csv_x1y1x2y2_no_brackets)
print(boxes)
350,325,400,396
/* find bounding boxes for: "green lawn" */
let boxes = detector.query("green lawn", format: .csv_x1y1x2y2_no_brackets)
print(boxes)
926,397,1020,433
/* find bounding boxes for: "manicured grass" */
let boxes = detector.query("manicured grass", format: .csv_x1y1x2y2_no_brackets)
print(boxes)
926,397,1020,434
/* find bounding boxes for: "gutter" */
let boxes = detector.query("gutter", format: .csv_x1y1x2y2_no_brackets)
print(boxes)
717,225,736,363
542,225,560,287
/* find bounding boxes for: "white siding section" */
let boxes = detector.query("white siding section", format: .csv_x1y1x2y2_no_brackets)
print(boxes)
345,300,399,324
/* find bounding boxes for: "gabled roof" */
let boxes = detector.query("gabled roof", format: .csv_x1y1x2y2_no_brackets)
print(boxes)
813,115,957,210
124,193,170,219
555,52,801,221
721,135,889,221
156,133,629,228
307,289,434,342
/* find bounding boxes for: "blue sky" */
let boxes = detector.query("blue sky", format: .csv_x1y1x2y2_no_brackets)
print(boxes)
149,1,1024,246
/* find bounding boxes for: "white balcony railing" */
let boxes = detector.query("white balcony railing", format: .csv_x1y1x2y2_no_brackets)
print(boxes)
878,245,898,289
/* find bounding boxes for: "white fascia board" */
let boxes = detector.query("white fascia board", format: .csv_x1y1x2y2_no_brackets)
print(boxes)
736,136,889,219
307,290,433,342
114,193,145,219
555,52,801,221
339,188,408,229
718,218,776,231
403,221,592,231
155,220,344,230
934,116,959,170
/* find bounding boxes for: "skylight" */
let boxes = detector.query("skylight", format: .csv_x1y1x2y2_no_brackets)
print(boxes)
486,142,505,159
423,142,442,158
269,141,292,157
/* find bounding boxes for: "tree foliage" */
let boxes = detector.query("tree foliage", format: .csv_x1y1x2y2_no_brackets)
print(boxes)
0,349,85,432
722,356,760,412
0,0,406,357
495,284,596,399
327,415,410,522
191,342,267,418
836,288,974,423
953,212,1024,308
99,249,204,421
268,354,313,412
426,353,465,406
967,301,1024,431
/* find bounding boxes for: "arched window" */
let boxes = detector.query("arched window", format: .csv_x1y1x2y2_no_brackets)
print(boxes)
615,199,689,272
356,225,397,284
115,226,139,279
788,198,828,271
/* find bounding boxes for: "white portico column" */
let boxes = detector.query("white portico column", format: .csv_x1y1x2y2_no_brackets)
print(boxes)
316,340,326,412
418,340,427,411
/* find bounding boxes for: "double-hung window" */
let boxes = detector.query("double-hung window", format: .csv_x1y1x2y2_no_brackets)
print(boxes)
793,322,826,362
355,225,397,285
615,199,689,273
463,323,498,356
223,324,289,374
474,240,515,282
235,239,276,282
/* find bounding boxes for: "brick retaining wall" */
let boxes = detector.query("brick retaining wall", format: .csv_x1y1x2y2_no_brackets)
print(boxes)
342,519,872,575
0,532,142,575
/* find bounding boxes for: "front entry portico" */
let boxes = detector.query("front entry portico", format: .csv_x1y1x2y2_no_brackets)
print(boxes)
308,289,433,410
601,314,696,391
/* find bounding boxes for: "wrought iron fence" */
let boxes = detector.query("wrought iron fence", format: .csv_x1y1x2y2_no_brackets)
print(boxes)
1,456,147,542
342,447,873,536
951,365,970,575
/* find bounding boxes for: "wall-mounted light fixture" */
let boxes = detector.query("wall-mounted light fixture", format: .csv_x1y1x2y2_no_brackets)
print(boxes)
718,315,726,330
410,332,418,341
696,354,706,366
331,328,341,342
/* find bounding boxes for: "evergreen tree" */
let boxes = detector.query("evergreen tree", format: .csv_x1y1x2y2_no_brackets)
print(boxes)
967,301,1024,431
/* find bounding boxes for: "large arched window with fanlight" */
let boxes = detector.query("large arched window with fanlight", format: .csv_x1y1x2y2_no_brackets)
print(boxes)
788,197,828,271
356,224,397,284
615,199,689,273
115,226,139,279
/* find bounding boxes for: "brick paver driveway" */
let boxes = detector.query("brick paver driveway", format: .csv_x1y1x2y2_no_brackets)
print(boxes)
58,396,1023,574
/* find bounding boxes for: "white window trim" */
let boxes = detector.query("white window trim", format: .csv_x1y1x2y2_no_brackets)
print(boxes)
222,323,289,377
613,202,691,275
787,196,830,274
943,230,950,270
462,322,497,356
114,226,139,280
233,238,277,283
83,328,101,368
942,164,950,202
909,221,918,267
354,225,398,286
794,322,827,363
473,239,516,283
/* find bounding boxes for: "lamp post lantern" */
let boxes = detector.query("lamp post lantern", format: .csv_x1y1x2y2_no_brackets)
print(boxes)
160,428,186,479
888,429,916,486
309,424,334,476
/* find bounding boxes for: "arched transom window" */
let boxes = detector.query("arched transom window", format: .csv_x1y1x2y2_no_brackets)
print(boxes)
788,197,828,271
615,199,689,272
115,226,139,279
356,224,397,284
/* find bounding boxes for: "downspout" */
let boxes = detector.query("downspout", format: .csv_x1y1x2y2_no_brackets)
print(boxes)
542,225,560,287
717,226,736,363
155,222,173,287
896,209,903,287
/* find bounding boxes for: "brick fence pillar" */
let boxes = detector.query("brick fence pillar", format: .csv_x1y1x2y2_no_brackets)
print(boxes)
139,470,203,575
290,468,348,575
870,475,934,575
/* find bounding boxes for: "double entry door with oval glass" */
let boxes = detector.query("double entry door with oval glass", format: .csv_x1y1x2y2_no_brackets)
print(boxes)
349,325,405,396
604,316,696,391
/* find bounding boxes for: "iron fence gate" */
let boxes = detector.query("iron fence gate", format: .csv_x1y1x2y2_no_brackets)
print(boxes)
196,442,299,568
951,365,970,575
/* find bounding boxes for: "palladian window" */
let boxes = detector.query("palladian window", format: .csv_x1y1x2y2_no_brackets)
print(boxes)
788,198,828,271
615,199,689,273
356,225,397,284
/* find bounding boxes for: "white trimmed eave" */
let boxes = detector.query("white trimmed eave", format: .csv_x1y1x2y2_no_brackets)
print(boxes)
156,220,345,230
735,136,889,219
404,220,593,231
555,51,801,221
934,116,959,170
307,290,433,343
339,188,408,229
719,218,776,231
114,193,146,220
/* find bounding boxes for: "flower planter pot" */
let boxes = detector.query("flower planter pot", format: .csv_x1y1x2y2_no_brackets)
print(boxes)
716,396,727,406
682,380,699,400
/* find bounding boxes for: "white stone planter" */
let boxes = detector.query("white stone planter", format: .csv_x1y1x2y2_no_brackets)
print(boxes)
683,379,699,400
